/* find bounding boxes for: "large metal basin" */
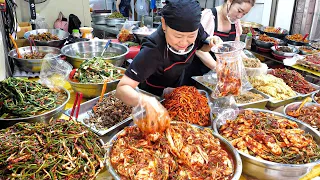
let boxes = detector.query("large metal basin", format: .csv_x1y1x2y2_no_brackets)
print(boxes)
8,46,61,72
0,87,70,124
24,29,69,47
213,108,320,180
106,122,242,180
105,18,126,26
68,67,126,98
61,40,129,68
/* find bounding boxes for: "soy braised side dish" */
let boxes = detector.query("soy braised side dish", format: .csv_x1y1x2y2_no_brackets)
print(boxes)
287,105,320,130
83,92,131,130
269,69,316,94
29,32,59,41
0,119,106,180
0,78,67,119
24,52,47,59
220,110,320,164
110,123,234,179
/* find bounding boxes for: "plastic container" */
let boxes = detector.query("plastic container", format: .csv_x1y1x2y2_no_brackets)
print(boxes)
72,29,81,38
245,32,252,50
79,27,94,39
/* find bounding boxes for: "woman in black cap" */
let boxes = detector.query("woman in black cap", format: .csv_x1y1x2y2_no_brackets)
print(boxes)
116,0,219,106
183,0,255,85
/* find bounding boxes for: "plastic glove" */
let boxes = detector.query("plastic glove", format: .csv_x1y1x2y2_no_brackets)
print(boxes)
132,93,171,135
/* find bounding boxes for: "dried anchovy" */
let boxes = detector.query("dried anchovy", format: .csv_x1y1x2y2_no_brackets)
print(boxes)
0,119,105,180
84,92,132,130
0,77,67,119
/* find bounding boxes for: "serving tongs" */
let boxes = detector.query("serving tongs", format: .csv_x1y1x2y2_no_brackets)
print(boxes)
28,37,39,54
9,34,22,58
287,97,312,117
93,80,108,113
69,92,83,121
302,33,309,42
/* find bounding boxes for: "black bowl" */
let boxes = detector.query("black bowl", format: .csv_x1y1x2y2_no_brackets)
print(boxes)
285,35,310,46
258,26,288,39
254,36,286,49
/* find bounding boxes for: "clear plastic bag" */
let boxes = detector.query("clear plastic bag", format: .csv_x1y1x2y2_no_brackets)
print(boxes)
39,54,72,88
212,41,252,98
132,93,171,135
117,20,137,42
211,96,239,127
202,70,217,89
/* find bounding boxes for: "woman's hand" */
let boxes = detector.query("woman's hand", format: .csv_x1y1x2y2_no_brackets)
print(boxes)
200,36,223,52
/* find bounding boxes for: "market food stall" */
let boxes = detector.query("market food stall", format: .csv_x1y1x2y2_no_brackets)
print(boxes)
1,0,320,179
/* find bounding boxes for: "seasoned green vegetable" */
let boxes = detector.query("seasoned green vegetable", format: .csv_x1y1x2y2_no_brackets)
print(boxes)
0,119,106,180
72,57,123,83
108,12,124,18
0,78,67,119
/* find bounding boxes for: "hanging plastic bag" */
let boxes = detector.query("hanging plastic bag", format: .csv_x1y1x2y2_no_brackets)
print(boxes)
117,20,137,42
39,54,72,89
211,41,252,98
132,93,171,136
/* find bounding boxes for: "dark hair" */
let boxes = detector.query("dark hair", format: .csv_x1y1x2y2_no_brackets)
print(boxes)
224,0,256,6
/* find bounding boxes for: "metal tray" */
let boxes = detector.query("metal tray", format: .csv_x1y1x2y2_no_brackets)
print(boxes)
297,82,320,99
106,122,243,180
265,93,300,108
236,89,270,109
192,76,269,109
212,108,320,180
192,76,216,94
64,89,160,136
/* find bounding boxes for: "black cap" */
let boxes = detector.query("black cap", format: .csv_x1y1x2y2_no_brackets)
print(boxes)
160,0,202,32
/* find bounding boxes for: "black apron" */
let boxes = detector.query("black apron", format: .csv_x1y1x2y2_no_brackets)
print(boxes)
183,7,236,86
139,48,197,96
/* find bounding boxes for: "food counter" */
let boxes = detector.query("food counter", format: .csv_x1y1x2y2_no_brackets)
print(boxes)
2,24,320,180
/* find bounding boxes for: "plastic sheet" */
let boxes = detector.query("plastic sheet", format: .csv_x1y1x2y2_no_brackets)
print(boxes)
39,54,72,88
132,93,171,135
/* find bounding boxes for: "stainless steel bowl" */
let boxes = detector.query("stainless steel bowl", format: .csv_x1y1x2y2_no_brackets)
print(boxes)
61,40,129,68
254,36,285,49
213,108,320,180
271,46,299,57
24,29,70,47
0,87,70,123
8,46,61,72
105,18,126,27
132,28,157,42
312,92,319,103
284,102,320,116
258,26,289,39
91,13,112,25
68,67,126,98
106,122,242,180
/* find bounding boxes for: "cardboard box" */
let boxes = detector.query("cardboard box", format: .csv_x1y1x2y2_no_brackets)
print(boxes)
16,39,30,48
17,22,32,39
